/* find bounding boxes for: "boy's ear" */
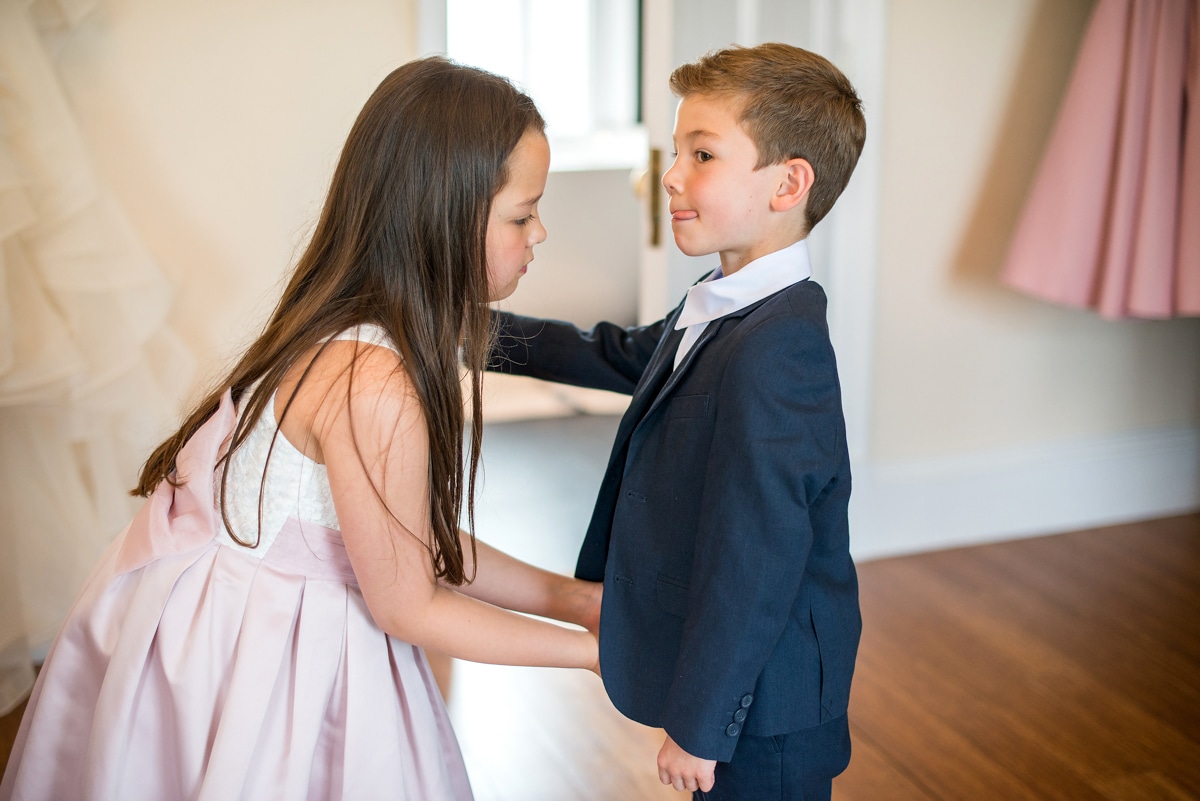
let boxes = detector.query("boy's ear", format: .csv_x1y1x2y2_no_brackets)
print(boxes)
770,158,815,213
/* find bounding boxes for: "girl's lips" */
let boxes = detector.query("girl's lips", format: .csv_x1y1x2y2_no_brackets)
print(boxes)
671,210,698,221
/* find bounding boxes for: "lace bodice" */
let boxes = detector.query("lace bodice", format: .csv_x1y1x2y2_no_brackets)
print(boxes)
216,324,396,556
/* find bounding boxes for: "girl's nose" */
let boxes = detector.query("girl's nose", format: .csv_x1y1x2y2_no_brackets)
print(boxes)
530,217,547,246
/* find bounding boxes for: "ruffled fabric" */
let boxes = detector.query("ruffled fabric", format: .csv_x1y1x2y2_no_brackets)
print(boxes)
0,0,193,714
1,391,473,800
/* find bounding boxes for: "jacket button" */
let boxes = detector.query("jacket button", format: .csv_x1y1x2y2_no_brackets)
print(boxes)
740,694,753,708
733,708,747,723
725,722,741,737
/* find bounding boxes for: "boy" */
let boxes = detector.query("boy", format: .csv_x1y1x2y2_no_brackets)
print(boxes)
492,43,865,800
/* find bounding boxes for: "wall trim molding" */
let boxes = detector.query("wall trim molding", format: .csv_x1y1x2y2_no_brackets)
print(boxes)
849,425,1200,561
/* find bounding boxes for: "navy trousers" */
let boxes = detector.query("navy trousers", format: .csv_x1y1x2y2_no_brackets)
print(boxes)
694,716,851,801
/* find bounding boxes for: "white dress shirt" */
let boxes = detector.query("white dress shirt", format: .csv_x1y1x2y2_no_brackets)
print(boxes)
672,239,814,369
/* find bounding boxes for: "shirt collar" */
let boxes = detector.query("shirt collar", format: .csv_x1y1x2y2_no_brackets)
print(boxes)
674,239,813,331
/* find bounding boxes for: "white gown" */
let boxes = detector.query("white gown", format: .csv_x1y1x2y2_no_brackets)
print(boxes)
0,0,193,716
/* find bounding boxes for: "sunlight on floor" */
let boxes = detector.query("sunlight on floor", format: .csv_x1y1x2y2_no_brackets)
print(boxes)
479,372,631,423
445,660,676,801
443,385,679,800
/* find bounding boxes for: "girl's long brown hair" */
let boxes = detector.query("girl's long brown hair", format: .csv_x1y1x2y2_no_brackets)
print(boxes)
133,58,544,586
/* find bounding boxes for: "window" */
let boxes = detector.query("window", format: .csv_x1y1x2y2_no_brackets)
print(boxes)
428,0,645,170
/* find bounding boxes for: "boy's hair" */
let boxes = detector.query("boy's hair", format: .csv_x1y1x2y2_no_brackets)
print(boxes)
670,42,865,230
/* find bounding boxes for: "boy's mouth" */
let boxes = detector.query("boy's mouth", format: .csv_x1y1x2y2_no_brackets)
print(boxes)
671,210,698,221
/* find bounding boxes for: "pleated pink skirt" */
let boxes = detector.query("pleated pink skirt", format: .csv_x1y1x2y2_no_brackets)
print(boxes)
0,393,473,801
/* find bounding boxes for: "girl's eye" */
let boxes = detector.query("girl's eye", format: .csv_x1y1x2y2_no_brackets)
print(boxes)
515,215,535,226
697,151,713,162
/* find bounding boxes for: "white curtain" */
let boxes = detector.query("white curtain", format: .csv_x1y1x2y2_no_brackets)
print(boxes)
0,0,193,714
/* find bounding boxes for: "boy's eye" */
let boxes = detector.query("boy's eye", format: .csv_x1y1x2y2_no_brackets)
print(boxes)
696,151,713,162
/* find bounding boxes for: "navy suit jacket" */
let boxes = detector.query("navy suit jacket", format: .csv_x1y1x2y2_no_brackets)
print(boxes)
491,277,860,762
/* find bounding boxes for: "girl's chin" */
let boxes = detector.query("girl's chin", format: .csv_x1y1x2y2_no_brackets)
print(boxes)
487,284,518,302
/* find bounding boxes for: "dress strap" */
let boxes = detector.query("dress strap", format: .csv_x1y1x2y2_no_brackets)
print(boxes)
327,323,398,354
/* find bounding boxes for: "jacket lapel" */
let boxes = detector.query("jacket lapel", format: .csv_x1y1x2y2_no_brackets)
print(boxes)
575,316,685,578
632,291,775,426
577,290,783,579
613,312,685,443
635,317,719,424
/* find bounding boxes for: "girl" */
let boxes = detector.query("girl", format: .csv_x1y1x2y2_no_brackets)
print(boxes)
0,57,597,801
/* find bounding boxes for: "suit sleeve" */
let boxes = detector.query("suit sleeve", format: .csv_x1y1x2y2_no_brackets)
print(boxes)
659,308,847,762
489,310,667,395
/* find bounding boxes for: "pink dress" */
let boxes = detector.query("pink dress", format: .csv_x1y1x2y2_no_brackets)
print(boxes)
0,327,473,801
1001,0,1200,318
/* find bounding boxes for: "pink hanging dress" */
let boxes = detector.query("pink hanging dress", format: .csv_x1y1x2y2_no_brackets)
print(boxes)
1001,0,1200,318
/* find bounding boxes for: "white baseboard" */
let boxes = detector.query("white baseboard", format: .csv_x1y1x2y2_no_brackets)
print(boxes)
849,426,1200,561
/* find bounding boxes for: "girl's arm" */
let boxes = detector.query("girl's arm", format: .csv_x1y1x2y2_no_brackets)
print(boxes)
449,530,601,633
301,343,598,672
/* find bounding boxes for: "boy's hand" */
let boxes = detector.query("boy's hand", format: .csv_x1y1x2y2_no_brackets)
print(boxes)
657,734,716,793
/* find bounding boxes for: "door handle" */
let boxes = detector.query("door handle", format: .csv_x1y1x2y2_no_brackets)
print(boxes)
647,147,662,248
630,147,663,248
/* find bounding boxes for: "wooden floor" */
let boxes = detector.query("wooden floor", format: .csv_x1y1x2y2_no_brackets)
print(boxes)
840,513,1200,801
440,513,1200,800
4,513,1196,798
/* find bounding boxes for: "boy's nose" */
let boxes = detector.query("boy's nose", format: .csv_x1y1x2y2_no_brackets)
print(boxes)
661,162,681,195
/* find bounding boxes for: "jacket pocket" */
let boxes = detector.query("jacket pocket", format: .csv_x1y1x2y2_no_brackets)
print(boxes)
655,574,690,618
667,394,710,419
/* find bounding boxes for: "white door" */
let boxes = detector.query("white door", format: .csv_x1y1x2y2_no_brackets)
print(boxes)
636,0,887,462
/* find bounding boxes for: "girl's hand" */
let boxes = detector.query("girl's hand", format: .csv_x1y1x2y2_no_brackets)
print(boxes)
571,578,602,634
587,630,602,678
657,734,716,794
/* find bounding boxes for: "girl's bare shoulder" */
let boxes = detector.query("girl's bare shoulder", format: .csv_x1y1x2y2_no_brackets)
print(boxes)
277,337,419,463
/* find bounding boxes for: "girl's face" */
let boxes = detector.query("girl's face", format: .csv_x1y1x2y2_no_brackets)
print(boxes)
486,130,550,301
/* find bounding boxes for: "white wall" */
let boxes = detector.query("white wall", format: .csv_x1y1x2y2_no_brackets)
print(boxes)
53,0,640,404
495,168,640,326
852,0,1200,557
874,0,1200,461
54,0,419,403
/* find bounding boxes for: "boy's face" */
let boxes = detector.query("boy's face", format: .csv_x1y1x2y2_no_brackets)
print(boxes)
663,94,795,274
